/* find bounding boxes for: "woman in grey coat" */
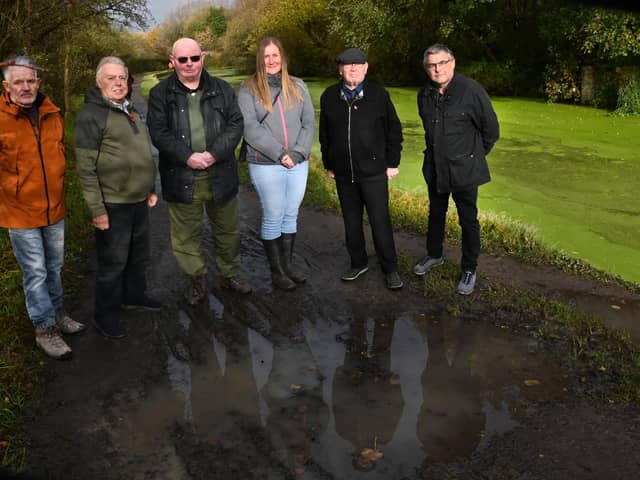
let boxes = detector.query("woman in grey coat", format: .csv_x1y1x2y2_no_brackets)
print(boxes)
238,36,315,291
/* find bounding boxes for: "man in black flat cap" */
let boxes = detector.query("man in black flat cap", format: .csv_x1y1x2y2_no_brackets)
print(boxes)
319,47,404,290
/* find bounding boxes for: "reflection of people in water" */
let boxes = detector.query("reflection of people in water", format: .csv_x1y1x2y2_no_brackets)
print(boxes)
262,327,329,476
417,315,485,463
333,317,404,465
189,316,262,444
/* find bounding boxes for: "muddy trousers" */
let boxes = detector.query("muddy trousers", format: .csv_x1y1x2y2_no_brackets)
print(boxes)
94,201,150,321
426,184,480,272
335,177,398,274
167,177,240,278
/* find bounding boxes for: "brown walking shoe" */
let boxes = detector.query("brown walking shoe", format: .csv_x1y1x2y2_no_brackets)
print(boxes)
220,275,252,294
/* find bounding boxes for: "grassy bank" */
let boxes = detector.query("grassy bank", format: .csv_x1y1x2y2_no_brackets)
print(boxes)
0,111,92,471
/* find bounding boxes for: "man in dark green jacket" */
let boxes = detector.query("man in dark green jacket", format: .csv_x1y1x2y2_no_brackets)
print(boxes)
147,37,251,303
76,56,159,339
414,44,499,295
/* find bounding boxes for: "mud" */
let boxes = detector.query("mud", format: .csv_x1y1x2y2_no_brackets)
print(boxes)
15,86,640,480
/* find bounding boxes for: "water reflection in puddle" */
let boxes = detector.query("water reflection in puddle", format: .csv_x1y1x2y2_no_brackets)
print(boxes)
111,294,567,479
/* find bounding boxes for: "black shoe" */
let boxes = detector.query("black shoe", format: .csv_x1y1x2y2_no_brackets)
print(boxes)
221,275,253,294
385,271,404,290
94,316,126,339
341,266,369,281
121,297,162,312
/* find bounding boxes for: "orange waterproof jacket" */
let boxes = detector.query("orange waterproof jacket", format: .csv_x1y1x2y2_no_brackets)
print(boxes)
0,90,67,229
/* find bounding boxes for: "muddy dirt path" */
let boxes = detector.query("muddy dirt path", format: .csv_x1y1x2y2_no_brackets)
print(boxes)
18,84,640,480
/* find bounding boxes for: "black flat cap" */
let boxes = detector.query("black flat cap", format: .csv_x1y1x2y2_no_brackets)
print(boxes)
336,47,367,65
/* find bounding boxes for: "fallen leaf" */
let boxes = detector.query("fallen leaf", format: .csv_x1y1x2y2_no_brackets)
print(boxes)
0,441,8,448
610,304,621,310
524,379,541,386
598,366,607,372
290,384,302,391
360,448,384,461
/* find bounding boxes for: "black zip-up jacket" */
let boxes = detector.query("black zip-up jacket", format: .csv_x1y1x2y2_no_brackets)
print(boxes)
147,71,243,204
319,80,402,183
418,73,499,193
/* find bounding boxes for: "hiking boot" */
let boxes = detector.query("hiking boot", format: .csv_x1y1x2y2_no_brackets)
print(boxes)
340,266,369,281
457,270,476,295
94,316,126,339
413,255,444,276
35,326,72,360
186,274,208,305
121,297,162,312
220,275,252,294
385,271,404,290
55,309,86,335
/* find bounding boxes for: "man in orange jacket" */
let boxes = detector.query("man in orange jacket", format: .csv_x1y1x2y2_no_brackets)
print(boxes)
0,55,85,359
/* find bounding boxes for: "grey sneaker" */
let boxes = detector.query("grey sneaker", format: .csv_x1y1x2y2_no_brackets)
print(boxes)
413,256,444,276
35,326,72,360
457,270,476,295
56,309,86,335
385,271,403,290
341,266,369,281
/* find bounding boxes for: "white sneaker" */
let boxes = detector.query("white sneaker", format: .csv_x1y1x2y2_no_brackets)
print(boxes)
457,271,477,295
413,255,444,276
56,309,86,334
35,326,72,360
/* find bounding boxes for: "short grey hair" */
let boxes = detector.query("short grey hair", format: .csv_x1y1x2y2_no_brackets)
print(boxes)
422,44,455,67
96,56,128,81
1,55,40,81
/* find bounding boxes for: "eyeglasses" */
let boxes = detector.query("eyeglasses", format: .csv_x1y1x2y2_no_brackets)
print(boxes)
175,55,202,64
425,59,452,70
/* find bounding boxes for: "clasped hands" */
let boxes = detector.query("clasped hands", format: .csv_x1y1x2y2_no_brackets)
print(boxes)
187,151,215,170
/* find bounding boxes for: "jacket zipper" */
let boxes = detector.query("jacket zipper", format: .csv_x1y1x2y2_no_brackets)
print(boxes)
30,112,52,225
346,97,356,183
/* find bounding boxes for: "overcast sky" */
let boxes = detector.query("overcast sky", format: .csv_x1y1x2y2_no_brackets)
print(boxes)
147,0,176,25
146,0,233,27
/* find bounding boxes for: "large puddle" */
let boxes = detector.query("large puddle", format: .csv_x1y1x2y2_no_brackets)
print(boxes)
110,293,567,479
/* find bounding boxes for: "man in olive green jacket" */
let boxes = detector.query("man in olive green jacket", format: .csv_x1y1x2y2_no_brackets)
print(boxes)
75,56,159,339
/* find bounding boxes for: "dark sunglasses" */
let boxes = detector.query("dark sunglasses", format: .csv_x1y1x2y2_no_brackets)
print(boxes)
175,55,202,64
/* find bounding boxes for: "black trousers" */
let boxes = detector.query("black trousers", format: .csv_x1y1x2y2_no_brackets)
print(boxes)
426,183,480,272
336,178,398,274
94,201,150,320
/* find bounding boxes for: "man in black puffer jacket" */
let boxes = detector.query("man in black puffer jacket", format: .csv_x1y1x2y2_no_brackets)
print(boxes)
147,37,251,303
320,47,404,291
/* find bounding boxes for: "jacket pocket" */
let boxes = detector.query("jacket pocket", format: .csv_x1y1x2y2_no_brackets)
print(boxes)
448,153,476,189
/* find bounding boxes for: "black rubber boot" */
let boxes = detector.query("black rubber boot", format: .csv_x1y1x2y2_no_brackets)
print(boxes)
280,233,306,284
262,238,296,291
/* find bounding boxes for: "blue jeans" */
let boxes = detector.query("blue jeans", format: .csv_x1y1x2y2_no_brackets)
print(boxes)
9,219,65,329
249,161,308,240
